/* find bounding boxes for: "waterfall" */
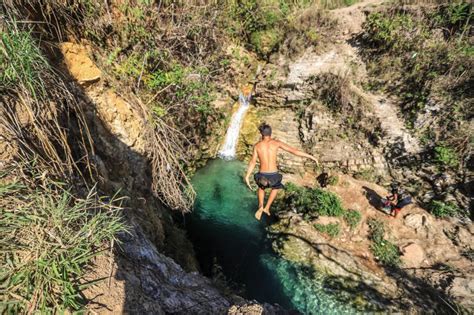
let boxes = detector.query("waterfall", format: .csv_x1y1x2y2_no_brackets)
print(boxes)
218,93,251,160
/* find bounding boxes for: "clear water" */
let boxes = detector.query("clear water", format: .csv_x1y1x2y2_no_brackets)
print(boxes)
187,159,358,314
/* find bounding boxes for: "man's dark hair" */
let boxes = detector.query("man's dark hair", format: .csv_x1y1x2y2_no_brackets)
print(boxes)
259,123,272,136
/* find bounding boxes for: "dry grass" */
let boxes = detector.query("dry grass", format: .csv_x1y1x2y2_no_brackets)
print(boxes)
132,95,197,210
0,20,95,181
0,11,195,211
0,163,126,313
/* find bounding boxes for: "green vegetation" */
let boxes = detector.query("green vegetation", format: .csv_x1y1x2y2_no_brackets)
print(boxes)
429,200,462,218
328,175,339,186
0,25,48,98
225,0,343,57
361,3,472,169
367,218,401,267
434,144,459,168
314,222,341,238
278,183,345,219
1,175,126,313
344,209,362,230
275,183,364,231
353,168,379,182
226,0,287,55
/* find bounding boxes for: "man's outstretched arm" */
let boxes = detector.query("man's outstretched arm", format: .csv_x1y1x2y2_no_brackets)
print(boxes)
245,146,258,190
278,141,319,167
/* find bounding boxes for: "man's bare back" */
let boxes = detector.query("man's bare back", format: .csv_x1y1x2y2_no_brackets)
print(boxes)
245,124,319,220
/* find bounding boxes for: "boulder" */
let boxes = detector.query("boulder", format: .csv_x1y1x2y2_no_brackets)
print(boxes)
403,213,428,231
59,42,101,83
401,243,425,268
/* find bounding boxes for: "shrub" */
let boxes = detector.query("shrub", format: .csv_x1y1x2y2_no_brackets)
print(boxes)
344,209,362,229
370,238,401,267
314,223,340,238
429,200,461,218
278,182,345,219
367,218,401,266
434,144,459,168
314,188,345,217
1,177,126,313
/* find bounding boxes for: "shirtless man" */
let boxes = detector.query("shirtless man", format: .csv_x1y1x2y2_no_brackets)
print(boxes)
245,123,319,220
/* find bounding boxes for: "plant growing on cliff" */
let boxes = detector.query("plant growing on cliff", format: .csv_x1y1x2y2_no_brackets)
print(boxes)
0,24,48,98
429,200,461,218
277,183,345,219
361,2,473,159
314,222,340,238
1,174,126,313
344,209,362,230
367,218,401,267
433,144,459,168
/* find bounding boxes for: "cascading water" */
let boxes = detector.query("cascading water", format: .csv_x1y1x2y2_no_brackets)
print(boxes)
218,92,251,159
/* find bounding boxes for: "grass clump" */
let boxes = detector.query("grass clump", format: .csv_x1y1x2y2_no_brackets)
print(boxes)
344,209,362,230
429,200,461,218
367,218,401,267
0,24,48,98
314,222,341,238
1,174,126,313
328,175,339,186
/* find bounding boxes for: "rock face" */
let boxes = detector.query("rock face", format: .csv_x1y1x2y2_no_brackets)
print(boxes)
269,174,474,313
84,220,231,314
400,243,425,268
270,212,399,312
84,219,286,314
59,42,101,83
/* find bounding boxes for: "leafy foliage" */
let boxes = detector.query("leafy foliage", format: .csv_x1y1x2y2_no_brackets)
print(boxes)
314,222,341,238
434,144,459,168
275,182,345,219
344,209,362,230
1,176,126,313
367,218,401,267
429,200,461,218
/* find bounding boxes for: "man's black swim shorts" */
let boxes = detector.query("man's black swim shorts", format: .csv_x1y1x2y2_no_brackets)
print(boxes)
254,172,284,189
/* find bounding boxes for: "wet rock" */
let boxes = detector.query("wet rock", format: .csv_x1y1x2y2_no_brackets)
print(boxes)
228,302,287,315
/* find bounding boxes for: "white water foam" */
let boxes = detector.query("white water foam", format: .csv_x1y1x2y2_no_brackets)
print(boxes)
218,93,251,160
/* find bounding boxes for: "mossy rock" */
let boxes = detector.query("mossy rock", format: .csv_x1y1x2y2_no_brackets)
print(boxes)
237,107,261,159
250,29,283,56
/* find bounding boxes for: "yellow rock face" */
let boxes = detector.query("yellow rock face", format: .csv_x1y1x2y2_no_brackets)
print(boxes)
59,42,101,83
237,107,260,160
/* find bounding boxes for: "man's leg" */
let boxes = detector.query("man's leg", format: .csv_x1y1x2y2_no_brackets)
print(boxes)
263,188,280,215
258,188,265,209
255,188,265,220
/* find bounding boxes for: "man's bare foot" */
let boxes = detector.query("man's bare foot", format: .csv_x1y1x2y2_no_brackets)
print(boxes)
263,208,271,216
255,207,264,220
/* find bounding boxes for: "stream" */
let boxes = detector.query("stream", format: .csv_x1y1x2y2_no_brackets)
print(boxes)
187,159,358,314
